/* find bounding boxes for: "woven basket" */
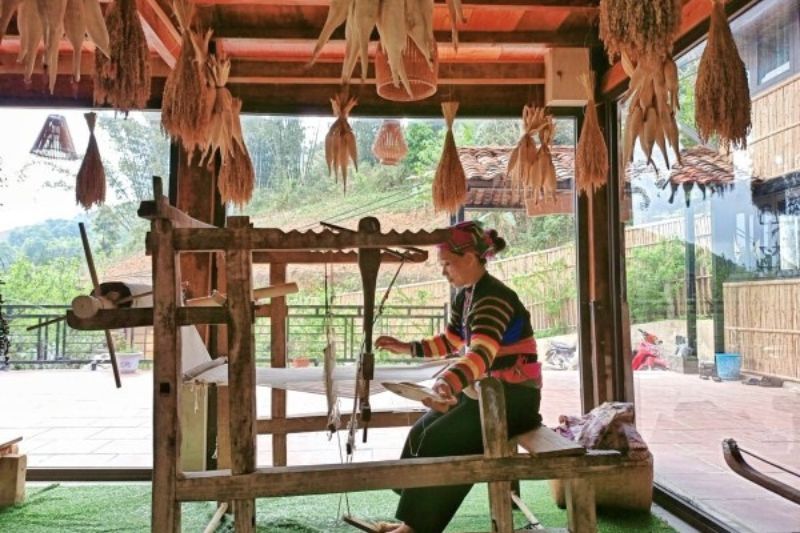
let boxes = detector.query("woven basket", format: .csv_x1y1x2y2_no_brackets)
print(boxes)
375,38,438,102
372,119,408,165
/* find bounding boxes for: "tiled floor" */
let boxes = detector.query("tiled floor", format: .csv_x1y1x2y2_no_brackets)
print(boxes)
0,368,798,531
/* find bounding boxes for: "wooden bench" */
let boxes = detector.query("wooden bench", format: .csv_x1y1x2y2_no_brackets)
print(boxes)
0,434,26,508
478,379,626,533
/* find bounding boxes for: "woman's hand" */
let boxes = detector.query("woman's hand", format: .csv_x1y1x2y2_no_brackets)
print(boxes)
375,336,411,355
422,379,458,413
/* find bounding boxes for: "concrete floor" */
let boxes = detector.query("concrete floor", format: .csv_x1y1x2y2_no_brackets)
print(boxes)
0,368,798,531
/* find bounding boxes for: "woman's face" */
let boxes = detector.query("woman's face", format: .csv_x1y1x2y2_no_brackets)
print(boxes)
438,248,478,288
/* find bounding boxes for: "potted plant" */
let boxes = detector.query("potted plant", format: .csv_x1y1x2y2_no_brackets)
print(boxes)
112,332,143,374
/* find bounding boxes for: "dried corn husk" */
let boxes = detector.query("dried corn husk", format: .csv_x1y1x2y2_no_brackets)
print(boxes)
375,0,413,98
0,0,23,42
325,92,358,193
599,0,682,63
76,112,106,209
310,0,352,64
432,101,466,214
37,0,67,93
695,0,751,151
160,0,214,154
199,54,236,166
84,0,109,57
17,0,41,83
217,99,255,207
94,0,150,112
507,105,545,192
531,115,557,204
63,0,85,82
445,0,465,49
576,73,609,194
621,54,681,170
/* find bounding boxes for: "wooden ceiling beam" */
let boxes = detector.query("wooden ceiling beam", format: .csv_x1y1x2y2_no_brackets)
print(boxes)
228,60,545,85
217,39,547,63
137,0,181,69
229,83,544,117
193,0,597,7
213,28,596,47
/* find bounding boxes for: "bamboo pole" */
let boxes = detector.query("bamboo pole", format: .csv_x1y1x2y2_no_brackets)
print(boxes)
270,263,288,467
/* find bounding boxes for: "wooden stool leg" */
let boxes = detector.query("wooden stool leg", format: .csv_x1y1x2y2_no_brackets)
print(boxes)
565,477,596,533
478,378,514,533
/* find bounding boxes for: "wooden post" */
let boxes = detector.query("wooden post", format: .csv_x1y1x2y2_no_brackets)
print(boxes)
270,262,288,467
225,217,257,532
565,477,597,532
151,216,182,533
478,378,513,533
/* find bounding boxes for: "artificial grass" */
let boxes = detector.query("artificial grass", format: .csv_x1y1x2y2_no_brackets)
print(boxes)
0,481,674,532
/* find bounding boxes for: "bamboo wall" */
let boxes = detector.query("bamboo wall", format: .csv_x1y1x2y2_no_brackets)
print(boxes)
750,74,800,180
724,278,800,380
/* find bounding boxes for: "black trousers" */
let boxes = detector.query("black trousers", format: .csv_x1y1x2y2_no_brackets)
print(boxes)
395,382,542,533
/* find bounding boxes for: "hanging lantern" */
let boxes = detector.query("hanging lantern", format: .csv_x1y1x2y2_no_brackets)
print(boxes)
30,115,79,160
371,120,408,165
375,38,438,102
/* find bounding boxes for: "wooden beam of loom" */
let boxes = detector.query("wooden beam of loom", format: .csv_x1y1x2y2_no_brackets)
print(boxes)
256,409,426,435
176,452,627,501
160,227,451,252
66,307,235,330
251,250,427,264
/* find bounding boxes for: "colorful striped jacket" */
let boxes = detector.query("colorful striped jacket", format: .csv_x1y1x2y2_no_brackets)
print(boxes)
410,272,539,395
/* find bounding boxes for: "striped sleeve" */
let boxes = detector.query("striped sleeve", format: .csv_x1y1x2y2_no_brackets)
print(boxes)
411,292,465,358
441,295,513,394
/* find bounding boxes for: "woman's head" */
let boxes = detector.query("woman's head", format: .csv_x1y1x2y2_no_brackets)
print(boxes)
437,221,506,287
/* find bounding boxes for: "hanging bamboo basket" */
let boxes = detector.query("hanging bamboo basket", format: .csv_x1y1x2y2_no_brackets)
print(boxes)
372,120,408,165
375,38,438,102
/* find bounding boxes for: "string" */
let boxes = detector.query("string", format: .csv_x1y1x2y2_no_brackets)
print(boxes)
740,447,800,478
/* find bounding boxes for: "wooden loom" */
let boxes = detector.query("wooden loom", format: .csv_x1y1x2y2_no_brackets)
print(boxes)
69,178,634,532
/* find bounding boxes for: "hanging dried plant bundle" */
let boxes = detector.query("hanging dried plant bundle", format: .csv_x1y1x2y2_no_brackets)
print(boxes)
432,101,467,214
310,0,460,96
531,115,557,205
161,0,215,154
599,0,682,62
199,54,235,166
576,73,609,194
507,105,545,191
217,99,255,207
695,0,751,151
621,53,681,170
325,92,358,193
76,112,106,209
94,0,150,112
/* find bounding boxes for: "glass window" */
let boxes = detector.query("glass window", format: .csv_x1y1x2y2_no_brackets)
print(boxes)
621,0,800,529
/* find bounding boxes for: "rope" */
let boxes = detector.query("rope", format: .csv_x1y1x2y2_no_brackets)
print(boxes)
740,447,800,478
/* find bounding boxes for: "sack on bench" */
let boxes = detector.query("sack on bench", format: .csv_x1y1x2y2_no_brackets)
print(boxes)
549,402,653,511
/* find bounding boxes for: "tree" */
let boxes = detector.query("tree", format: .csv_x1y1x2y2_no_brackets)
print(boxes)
98,112,170,202
1,256,88,305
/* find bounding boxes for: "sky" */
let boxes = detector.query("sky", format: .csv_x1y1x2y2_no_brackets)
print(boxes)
0,108,97,232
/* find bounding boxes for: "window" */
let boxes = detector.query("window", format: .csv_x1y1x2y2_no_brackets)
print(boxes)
756,14,791,84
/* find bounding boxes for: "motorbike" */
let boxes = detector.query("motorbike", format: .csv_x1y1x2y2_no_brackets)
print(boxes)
631,329,669,371
544,340,578,370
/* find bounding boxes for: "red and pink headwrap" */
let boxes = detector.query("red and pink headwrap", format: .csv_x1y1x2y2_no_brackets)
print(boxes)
437,221,498,259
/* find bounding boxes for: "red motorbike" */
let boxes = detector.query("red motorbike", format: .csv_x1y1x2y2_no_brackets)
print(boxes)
631,329,669,371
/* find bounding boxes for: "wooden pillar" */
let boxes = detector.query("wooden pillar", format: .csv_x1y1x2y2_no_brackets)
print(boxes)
684,201,699,367
225,217,257,533
270,262,288,467
565,477,597,532
478,378,513,533
176,146,220,341
151,213,182,533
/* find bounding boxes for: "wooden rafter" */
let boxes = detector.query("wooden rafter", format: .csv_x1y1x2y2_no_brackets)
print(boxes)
137,0,181,69
191,0,598,7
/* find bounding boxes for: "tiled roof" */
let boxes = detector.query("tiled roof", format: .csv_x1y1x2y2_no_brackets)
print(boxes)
459,146,574,210
461,144,737,209
627,145,735,206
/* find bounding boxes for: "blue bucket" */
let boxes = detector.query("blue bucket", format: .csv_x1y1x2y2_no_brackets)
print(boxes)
715,353,742,380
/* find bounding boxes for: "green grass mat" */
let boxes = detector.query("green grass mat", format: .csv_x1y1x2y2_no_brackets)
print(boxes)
0,481,674,532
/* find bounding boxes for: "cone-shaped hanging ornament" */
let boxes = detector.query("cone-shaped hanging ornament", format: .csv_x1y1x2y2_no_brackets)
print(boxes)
30,115,79,160
432,101,466,214
76,112,106,209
